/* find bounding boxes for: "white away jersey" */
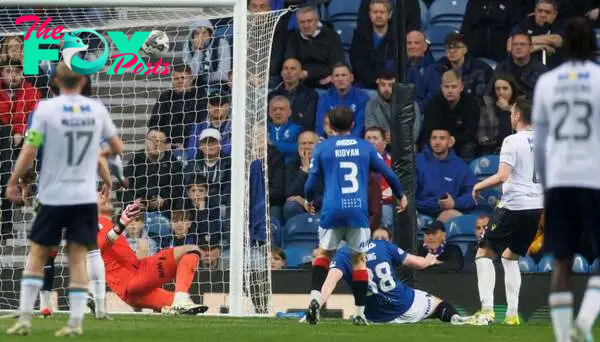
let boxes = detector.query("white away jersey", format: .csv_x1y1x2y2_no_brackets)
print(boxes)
498,130,544,210
532,61,600,190
27,94,117,205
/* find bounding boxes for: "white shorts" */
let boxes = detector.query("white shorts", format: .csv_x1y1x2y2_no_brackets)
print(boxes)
318,227,370,253
389,290,435,324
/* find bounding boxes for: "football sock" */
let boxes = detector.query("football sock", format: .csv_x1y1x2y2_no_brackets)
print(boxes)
87,249,106,317
434,301,459,322
311,256,330,304
68,288,87,328
351,269,368,317
549,291,573,342
39,291,52,311
18,276,43,322
501,258,521,317
42,254,56,292
175,253,200,293
475,257,495,311
575,276,600,333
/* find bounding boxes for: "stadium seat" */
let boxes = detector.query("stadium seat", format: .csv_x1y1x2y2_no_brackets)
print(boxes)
446,214,477,241
519,256,536,273
333,21,356,51
455,242,469,256
284,244,315,268
591,259,600,273
144,211,171,238
479,58,498,70
428,0,467,29
470,154,500,180
420,0,430,29
282,213,319,246
572,254,590,273
537,255,554,272
271,216,284,247
425,25,458,61
417,213,435,238
327,0,361,21
474,187,501,214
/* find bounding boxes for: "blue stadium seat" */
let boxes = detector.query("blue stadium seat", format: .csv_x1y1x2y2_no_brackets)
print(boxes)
271,216,284,247
591,259,600,273
284,244,315,268
519,256,536,273
455,242,469,256
327,0,361,21
420,0,430,29
537,255,554,272
417,213,435,238
446,214,477,241
572,254,590,273
333,21,356,51
428,0,467,29
425,25,458,61
470,154,500,180
283,213,319,246
475,187,501,214
144,211,171,237
479,58,498,70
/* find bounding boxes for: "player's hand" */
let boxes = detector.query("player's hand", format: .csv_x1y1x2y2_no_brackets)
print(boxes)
424,253,442,267
472,184,482,203
120,201,143,226
304,200,316,215
101,183,112,202
12,133,23,147
396,194,408,213
6,181,22,204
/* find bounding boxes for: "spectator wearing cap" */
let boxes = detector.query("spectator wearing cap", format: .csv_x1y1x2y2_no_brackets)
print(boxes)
269,58,318,132
415,128,477,223
420,70,480,161
406,30,438,111
283,6,345,89
350,0,397,89
148,64,207,149
509,0,563,69
267,95,303,163
463,214,489,272
315,63,370,139
431,32,492,104
186,94,232,160
417,220,464,272
488,32,547,100
184,128,231,211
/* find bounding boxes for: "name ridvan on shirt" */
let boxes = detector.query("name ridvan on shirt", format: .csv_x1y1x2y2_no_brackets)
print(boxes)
335,148,360,158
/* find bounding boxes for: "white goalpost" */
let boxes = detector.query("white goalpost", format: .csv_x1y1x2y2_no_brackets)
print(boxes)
0,0,286,316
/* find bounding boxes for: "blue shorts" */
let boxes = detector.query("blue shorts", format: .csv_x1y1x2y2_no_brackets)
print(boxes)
29,204,98,248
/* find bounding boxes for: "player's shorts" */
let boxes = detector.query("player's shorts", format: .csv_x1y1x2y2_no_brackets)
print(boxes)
479,207,542,257
124,248,178,301
544,187,600,260
29,203,98,248
388,290,435,324
318,227,370,253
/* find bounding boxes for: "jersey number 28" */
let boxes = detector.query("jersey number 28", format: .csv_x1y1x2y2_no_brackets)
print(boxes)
340,161,359,194
367,262,396,294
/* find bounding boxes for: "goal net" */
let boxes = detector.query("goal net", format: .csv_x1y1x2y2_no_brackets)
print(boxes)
0,3,287,316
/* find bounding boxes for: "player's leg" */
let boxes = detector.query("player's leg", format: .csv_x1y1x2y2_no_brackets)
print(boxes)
170,245,201,308
127,288,175,312
346,227,371,325
39,248,59,317
500,248,522,325
306,228,339,325
86,244,108,319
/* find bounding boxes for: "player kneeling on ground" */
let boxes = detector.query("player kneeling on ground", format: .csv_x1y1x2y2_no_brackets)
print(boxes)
98,194,206,314
317,227,485,325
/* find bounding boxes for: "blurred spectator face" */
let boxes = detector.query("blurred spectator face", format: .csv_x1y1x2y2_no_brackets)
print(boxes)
296,9,319,37
332,66,353,93
365,128,386,153
3,36,24,61
125,217,145,239
423,230,445,250
494,79,513,102
208,102,231,121
188,184,207,208
270,250,286,270
269,97,292,125
372,228,392,242
199,137,220,159
429,129,452,156
510,34,533,61
172,70,193,93
369,2,390,29
170,211,192,239
192,27,212,50
376,77,395,101
323,116,334,137
445,41,467,65
281,58,302,85
534,1,557,26
298,131,318,155
475,216,489,241
200,247,221,269
97,190,114,214
2,65,24,89
145,130,168,158
441,75,463,103
248,0,271,12
406,31,427,60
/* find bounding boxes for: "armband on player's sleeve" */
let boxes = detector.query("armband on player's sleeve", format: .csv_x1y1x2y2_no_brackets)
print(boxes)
25,129,44,147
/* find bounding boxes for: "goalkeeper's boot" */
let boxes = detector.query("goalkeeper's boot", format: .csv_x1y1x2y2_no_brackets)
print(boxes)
55,325,82,337
474,309,496,324
6,320,32,336
571,323,595,342
503,314,521,326
40,307,52,318
306,299,320,325
352,315,369,326
170,299,208,315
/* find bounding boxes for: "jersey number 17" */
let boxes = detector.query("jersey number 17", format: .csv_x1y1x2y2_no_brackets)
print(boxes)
65,131,93,166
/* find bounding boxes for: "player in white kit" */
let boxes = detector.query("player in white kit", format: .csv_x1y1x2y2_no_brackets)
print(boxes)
533,17,600,342
5,62,124,337
471,97,544,326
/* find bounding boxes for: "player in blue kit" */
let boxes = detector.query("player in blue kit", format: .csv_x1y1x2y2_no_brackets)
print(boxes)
318,227,480,325
304,107,408,325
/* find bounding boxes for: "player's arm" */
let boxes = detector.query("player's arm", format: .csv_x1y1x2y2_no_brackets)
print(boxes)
98,156,112,190
532,78,548,190
304,144,322,203
472,163,512,200
389,243,440,270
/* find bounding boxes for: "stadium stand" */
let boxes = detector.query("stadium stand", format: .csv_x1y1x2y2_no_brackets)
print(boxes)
424,25,458,61
428,0,467,29
519,256,536,273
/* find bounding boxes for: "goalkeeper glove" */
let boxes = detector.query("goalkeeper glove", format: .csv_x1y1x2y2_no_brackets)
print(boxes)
107,201,142,242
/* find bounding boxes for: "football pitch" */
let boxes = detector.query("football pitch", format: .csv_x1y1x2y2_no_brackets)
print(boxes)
1,315,599,341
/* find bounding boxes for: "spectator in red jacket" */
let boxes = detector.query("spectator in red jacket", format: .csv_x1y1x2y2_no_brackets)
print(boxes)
0,59,41,147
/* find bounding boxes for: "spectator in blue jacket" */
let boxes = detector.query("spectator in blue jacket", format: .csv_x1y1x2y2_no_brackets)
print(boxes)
406,30,439,111
416,128,477,222
268,95,303,163
187,93,232,160
315,63,370,138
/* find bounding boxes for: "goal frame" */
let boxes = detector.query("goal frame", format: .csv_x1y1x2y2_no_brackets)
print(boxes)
3,0,249,317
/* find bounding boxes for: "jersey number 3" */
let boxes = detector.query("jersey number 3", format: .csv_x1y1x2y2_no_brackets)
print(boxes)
340,161,359,194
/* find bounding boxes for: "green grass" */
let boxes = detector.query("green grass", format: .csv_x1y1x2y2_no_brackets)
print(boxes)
0,315,598,341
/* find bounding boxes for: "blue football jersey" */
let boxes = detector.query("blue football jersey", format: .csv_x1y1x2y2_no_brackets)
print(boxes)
330,240,416,323
305,135,403,229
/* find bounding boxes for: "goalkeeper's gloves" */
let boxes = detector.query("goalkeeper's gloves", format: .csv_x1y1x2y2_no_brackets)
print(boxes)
107,201,142,243
108,154,128,189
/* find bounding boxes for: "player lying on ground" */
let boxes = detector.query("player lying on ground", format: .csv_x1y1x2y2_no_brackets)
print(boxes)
304,106,408,325
316,227,485,325
98,195,207,314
